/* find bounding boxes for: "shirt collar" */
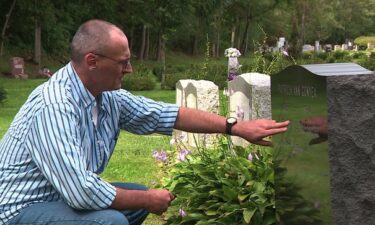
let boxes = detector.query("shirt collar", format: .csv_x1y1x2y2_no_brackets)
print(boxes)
67,62,110,115
67,62,96,109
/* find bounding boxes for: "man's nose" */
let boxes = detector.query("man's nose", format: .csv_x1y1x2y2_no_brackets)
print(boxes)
123,63,133,74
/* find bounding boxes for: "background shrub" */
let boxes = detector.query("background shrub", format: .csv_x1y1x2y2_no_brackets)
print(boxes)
354,36,375,49
122,75,156,91
164,72,193,90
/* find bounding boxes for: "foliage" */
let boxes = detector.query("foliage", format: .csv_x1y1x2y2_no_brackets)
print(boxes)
1,0,375,62
249,51,294,75
153,133,323,225
356,52,375,71
354,36,375,48
0,86,7,105
162,139,276,225
122,75,156,91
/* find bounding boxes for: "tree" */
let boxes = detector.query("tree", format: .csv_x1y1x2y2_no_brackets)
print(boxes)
1,0,16,56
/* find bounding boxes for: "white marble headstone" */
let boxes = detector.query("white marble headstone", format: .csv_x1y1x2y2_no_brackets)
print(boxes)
228,73,271,146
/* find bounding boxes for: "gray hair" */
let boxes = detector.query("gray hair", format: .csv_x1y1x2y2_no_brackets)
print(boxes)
70,20,123,63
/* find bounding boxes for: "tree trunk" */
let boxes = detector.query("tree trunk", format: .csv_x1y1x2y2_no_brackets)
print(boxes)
139,24,146,61
0,0,17,56
129,28,134,51
34,19,41,66
300,1,307,44
144,27,149,60
160,37,166,90
231,16,239,48
230,25,236,47
216,26,220,58
240,16,250,55
156,32,162,61
191,35,198,55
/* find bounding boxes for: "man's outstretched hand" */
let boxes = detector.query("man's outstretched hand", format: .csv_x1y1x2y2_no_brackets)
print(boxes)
233,119,290,146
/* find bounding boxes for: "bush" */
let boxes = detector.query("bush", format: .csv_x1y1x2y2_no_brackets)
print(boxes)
152,65,163,81
331,50,350,61
0,86,6,105
314,52,328,61
122,75,156,91
158,137,322,225
356,56,375,71
350,51,367,59
354,36,375,48
164,72,193,90
163,144,277,225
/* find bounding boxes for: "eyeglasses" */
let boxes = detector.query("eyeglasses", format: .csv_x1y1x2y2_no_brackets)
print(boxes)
94,53,131,69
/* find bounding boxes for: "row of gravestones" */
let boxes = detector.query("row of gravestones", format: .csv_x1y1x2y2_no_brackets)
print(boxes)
174,63,375,225
174,73,271,147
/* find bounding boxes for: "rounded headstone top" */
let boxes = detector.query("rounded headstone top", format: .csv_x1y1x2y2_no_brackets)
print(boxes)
237,73,270,86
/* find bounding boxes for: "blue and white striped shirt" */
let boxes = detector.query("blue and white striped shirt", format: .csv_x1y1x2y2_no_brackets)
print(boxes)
0,62,179,224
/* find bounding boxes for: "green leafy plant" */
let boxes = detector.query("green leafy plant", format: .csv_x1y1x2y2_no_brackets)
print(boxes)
162,138,276,225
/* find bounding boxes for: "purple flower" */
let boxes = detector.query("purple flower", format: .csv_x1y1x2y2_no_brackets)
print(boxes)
177,149,191,161
236,106,244,120
247,153,253,161
228,71,237,81
152,150,168,162
179,208,187,217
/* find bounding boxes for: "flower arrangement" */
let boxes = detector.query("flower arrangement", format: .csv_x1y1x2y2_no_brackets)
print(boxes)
225,47,242,58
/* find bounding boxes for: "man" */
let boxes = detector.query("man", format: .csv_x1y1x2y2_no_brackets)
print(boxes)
0,20,289,225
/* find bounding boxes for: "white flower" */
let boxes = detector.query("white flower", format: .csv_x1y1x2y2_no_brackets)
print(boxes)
224,48,241,58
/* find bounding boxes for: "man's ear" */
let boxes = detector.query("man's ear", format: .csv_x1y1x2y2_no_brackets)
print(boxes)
85,53,97,70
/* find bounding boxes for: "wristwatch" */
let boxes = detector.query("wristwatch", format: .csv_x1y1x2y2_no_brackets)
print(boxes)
226,117,237,135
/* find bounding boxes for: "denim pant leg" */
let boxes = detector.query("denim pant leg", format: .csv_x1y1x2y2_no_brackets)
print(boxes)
112,182,149,225
7,201,129,225
7,183,149,225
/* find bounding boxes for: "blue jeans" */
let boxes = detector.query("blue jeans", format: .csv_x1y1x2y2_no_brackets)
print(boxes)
7,183,149,225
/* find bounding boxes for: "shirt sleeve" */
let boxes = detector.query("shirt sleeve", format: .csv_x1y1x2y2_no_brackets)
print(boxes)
114,90,179,135
26,101,116,210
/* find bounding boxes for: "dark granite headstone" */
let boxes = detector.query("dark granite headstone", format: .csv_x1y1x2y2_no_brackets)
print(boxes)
272,63,374,225
328,74,375,225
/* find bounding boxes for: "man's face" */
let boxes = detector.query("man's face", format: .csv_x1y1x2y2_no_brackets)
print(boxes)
93,34,132,92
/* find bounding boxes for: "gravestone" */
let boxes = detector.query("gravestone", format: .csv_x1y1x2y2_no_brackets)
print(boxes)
334,45,341,51
272,63,374,225
315,41,320,51
9,57,28,79
228,73,271,146
174,80,219,147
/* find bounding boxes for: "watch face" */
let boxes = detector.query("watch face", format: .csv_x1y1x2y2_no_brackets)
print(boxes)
227,117,237,124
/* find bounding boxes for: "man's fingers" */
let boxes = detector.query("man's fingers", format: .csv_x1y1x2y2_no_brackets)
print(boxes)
265,120,290,129
252,139,272,147
265,127,288,136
